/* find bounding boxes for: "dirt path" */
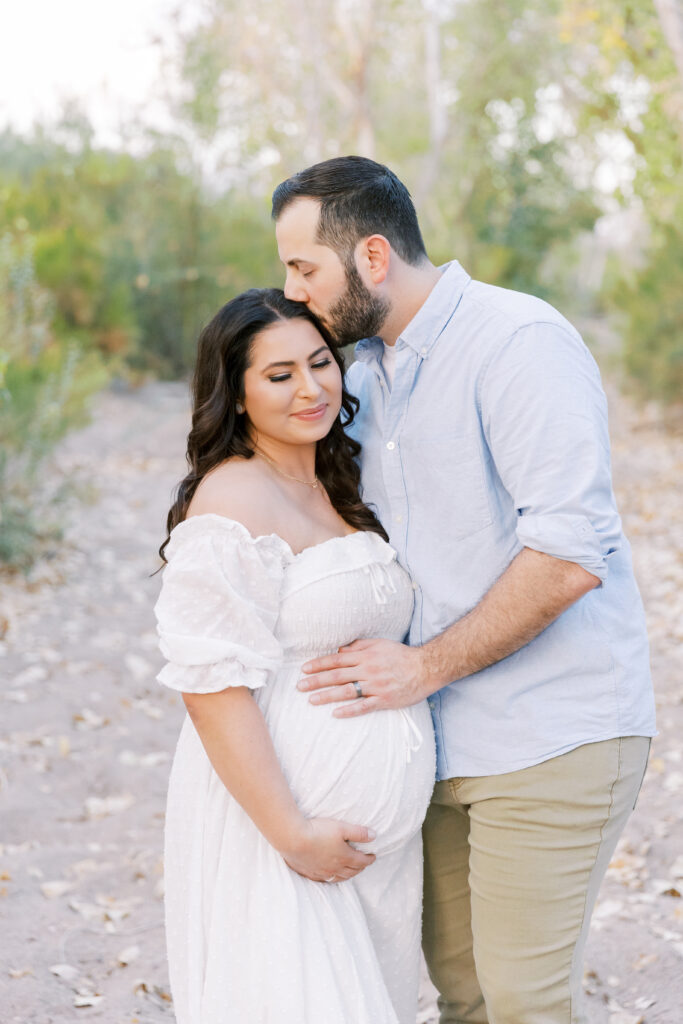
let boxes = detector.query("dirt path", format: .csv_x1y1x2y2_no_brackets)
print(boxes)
1,378,681,1024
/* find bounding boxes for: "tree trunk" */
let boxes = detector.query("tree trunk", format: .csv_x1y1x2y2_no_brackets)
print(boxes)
415,2,448,207
653,0,683,89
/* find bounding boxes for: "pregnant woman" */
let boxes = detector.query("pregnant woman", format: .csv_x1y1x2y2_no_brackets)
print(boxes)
154,288,435,1024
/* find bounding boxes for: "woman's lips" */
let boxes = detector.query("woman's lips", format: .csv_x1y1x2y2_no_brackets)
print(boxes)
291,404,327,421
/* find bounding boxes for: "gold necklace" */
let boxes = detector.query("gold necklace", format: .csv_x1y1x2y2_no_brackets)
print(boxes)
254,447,319,489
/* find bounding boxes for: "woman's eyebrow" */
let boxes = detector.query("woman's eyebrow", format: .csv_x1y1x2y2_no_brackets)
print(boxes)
263,346,328,371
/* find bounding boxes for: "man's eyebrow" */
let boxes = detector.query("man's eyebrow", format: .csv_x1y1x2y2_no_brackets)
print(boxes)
285,257,314,268
263,346,328,371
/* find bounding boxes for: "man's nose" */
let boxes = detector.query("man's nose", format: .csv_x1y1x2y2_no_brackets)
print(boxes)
284,274,309,304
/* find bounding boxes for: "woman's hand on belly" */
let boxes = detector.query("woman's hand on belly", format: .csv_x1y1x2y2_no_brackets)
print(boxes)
184,686,376,883
280,817,376,883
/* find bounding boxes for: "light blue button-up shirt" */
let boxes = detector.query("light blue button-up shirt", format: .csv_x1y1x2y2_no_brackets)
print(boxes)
346,261,656,779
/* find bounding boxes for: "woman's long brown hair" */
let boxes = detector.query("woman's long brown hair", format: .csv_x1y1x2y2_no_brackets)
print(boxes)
158,288,387,562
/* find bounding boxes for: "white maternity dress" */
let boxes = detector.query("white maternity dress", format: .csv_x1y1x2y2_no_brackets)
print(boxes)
155,514,436,1024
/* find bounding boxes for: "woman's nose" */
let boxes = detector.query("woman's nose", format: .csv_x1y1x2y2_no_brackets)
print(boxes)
298,369,323,398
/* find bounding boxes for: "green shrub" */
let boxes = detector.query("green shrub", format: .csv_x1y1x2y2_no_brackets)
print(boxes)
604,217,683,404
0,232,106,570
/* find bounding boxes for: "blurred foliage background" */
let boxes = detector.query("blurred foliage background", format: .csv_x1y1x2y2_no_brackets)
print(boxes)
1,0,682,566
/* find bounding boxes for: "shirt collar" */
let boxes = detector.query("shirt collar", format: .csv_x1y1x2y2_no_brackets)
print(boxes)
354,260,470,366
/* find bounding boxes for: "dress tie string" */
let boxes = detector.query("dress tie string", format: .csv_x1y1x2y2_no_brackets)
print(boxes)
399,709,424,764
362,562,398,605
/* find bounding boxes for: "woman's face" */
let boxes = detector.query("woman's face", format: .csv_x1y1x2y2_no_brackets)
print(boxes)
241,317,342,448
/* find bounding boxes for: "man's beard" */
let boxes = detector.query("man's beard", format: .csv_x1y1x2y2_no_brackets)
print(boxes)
324,261,390,347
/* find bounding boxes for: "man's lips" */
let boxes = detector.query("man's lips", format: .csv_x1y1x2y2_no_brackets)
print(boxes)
291,404,327,421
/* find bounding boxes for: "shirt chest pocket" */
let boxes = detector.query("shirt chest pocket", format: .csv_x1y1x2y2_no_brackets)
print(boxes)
400,432,493,541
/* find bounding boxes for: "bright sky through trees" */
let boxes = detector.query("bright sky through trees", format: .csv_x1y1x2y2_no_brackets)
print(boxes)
0,0,177,144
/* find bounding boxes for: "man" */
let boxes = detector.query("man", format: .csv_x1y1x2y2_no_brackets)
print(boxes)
272,156,655,1024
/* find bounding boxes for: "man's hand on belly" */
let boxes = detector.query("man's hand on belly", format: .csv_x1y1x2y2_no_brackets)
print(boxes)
298,638,428,718
299,550,600,716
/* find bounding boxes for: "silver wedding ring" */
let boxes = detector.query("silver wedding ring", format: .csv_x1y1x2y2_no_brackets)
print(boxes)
353,681,363,699
325,876,337,883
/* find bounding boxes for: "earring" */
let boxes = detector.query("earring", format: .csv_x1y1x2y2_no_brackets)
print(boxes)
236,402,244,414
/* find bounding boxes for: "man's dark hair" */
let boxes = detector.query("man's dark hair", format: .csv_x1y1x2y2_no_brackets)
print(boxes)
271,155,428,267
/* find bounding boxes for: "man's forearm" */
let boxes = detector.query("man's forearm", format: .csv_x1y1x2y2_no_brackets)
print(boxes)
298,547,601,717
419,547,600,694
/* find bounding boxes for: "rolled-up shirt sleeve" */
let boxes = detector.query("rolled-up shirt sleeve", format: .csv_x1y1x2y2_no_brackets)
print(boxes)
480,321,622,582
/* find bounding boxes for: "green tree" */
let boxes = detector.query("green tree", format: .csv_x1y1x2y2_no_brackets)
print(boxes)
559,0,683,400
173,0,601,301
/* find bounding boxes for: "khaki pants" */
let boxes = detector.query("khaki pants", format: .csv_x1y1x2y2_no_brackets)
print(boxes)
422,736,650,1024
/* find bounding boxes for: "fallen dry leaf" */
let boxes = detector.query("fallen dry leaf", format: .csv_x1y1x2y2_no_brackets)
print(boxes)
50,964,80,981
117,944,141,966
118,749,169,768
663,771,683,793
11,665,48,686
73,708,109,730
133,980,173,1007
40,880,73,899
631,952,658,970
6,690,30,703
84,793,135,818
124,653,152,682
68,900,104,922
73,993,104,1008
592,899,624,922
131,697,163,720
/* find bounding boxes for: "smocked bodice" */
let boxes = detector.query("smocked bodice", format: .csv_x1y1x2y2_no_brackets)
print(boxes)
155,515,415,693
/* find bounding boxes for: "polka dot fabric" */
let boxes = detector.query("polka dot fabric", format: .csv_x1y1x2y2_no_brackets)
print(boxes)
155,514,436,1024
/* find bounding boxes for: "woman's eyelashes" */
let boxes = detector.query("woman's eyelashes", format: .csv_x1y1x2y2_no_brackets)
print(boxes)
268,358,332,383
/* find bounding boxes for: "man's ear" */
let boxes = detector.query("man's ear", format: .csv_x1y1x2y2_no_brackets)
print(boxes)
356,234,391,285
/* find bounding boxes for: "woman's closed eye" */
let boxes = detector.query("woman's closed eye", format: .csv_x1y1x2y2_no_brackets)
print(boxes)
269,358,332,382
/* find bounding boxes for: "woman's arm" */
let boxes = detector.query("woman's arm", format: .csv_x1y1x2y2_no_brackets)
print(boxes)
183,686,376,881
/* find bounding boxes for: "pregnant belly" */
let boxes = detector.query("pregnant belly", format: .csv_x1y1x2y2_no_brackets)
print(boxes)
257,663,436,856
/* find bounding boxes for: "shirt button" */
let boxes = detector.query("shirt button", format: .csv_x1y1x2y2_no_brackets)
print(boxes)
420,347,428,357
386,441,395,450
411,581,419,591
394,514,403,523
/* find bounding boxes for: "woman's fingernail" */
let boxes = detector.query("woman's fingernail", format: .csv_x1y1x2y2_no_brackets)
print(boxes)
302,662,312,672
367,829,376,840
310,695,320,705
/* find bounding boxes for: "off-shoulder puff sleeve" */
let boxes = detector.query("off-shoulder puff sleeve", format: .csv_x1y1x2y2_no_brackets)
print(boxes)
154,515,287,694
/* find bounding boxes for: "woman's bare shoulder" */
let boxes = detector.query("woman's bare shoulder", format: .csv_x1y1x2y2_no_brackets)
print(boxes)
187,458,277,537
